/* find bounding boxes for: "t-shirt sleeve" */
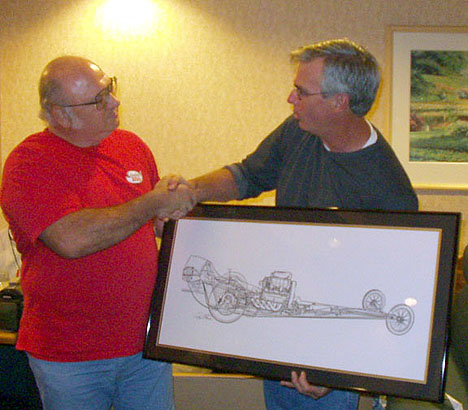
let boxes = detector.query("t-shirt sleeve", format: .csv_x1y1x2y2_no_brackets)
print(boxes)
1,151,82,245
225,117,292,199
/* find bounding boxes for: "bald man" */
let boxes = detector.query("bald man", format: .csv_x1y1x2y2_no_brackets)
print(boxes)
0,56,193,410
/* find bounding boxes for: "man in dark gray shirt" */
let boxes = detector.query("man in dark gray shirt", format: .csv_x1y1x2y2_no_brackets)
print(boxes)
187,38,418,410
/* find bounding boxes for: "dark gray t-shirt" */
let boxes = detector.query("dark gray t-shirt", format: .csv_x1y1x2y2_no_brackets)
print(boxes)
227,115,418,211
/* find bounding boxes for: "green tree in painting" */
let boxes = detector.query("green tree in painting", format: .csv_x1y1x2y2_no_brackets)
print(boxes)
411,51,468,97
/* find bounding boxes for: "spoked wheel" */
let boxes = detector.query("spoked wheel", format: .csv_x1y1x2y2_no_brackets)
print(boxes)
362,289,386,312
386,304,415,335
207,281,246,323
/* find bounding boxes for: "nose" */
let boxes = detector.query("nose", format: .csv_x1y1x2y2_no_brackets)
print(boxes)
287,89,298,104
108,93,120,108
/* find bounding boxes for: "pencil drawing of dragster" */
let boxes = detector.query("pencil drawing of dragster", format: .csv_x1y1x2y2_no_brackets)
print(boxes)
182,255,415,336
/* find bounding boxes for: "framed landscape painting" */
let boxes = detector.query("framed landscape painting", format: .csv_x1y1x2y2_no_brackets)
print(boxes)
145,204,460,402
389,25,468,189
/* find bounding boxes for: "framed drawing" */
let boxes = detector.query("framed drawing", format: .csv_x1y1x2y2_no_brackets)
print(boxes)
388,25,468,190
144,204,460,402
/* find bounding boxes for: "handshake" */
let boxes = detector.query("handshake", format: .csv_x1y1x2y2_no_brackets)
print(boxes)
153,175,198,221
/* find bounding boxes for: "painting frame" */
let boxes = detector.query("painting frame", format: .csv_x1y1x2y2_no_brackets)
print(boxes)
388,25,468,190
144,204,460,402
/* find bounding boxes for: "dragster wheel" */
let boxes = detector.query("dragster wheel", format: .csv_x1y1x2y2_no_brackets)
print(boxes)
207,282,246,323
386,304,415,335
362,289,386,311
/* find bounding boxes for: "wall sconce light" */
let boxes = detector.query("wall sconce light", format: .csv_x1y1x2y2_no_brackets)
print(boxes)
97,0,162,38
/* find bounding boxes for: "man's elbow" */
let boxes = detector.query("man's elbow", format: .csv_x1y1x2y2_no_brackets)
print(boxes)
39,232,86,259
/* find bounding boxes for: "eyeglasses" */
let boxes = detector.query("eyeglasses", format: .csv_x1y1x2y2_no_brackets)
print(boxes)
294,86,328,101
55,77,117,111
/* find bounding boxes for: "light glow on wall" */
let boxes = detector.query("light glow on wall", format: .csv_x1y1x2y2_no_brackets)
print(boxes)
96,0,163,38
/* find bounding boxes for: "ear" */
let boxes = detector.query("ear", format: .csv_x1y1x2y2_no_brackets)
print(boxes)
332,93,350,112
49,105,72,129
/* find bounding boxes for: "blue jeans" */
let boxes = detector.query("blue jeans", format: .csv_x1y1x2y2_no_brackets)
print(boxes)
264,380,359,410
27,352,174,410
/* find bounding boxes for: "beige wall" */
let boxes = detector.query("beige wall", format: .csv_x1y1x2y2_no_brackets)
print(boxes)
1,0,468,249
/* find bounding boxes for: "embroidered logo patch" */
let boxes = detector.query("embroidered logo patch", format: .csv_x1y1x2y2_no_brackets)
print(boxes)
126,170,143,184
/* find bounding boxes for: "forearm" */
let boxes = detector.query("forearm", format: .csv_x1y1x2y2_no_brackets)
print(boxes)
154,218,165,238
39,180,195,258
190,168,240,203
39,191,161,258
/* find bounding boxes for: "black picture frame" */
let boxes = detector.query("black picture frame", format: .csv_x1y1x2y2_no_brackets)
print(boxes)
144,204,460,402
